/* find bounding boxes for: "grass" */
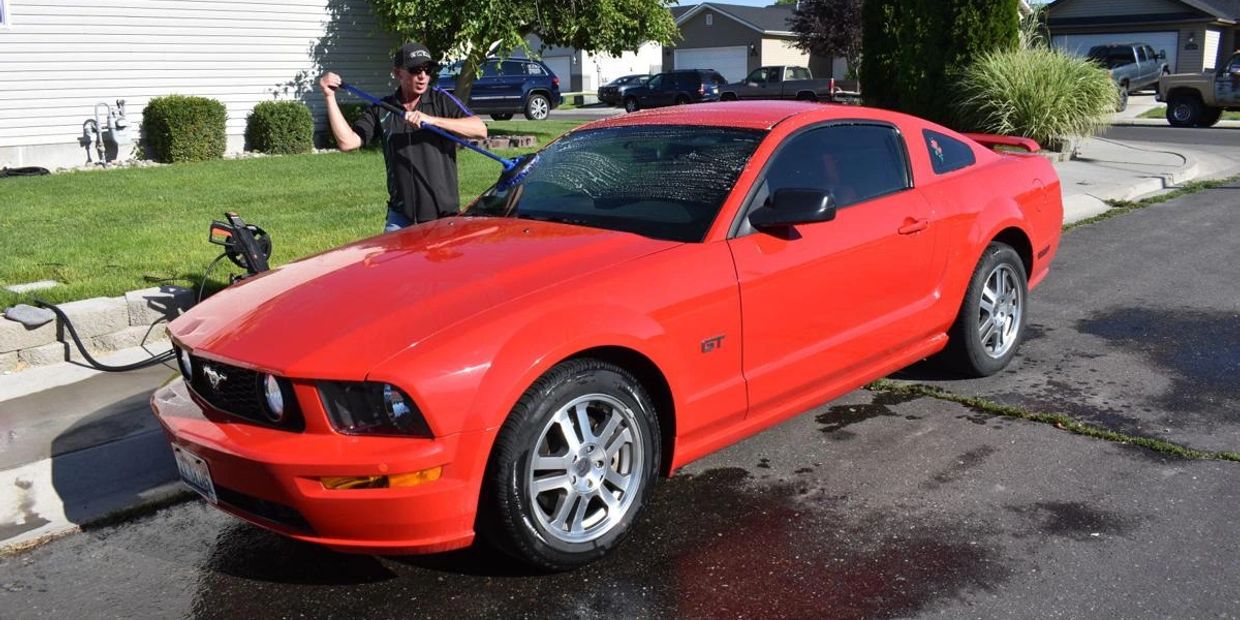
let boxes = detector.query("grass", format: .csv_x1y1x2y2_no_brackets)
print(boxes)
869,380,1240,463
0,120,583,306
1138,106,1240,121
1065,174,1240,231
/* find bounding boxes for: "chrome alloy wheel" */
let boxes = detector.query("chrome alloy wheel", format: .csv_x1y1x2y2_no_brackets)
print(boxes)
978,263,1023,358
528,96,550,120
525,394,643,544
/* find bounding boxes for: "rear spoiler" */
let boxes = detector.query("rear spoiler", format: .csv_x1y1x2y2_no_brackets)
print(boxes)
962,133,1041,153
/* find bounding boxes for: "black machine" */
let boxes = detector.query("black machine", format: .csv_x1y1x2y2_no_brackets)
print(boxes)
209,212,272,278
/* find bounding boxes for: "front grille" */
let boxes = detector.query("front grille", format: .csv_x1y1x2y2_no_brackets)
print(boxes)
188,356,304,431
216,486,314,534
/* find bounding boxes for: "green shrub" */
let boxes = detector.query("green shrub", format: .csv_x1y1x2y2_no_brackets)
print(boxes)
954,47,1117,149
246,101,314,154
141,95,227,163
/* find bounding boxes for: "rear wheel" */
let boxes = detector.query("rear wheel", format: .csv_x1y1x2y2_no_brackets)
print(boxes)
1167,95,1202,127
524,94,550,120
943,243,1028,377
674,95,689,105
624,97,639,113
490,113,514,121
482,359,660,571
721,93,737,101
1115,82,1129,111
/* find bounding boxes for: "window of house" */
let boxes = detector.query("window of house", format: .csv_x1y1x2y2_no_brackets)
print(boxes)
923,129,976,175
758,124,910,210
706,13,713,26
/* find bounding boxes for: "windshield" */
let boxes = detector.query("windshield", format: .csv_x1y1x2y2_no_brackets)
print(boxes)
465,125,765,242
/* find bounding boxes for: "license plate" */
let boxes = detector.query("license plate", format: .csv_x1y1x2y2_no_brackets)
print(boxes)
173,444,218,504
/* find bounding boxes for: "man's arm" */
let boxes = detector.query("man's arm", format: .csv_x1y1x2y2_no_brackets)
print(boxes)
416,114,487,140
319,72,365,151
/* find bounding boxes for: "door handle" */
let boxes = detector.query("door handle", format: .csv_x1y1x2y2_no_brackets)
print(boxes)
898,218,929,235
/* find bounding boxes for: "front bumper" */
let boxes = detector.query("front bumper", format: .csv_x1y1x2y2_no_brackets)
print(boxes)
151,379,493,555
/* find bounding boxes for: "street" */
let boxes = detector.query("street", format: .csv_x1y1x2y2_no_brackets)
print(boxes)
2,180,1239,619
1102,124,1240,148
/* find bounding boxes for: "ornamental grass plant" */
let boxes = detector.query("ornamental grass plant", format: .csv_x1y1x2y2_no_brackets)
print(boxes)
954,47,1117,150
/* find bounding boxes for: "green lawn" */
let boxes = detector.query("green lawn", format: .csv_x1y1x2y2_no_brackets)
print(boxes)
1138,106,1240,120
0,120,583,306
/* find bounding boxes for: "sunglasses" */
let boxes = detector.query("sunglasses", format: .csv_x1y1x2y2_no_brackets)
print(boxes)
402,64,437,76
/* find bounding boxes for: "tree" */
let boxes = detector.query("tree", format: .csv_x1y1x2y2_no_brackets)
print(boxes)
861,0,1019,125
789,0,863,78
366,0,679,105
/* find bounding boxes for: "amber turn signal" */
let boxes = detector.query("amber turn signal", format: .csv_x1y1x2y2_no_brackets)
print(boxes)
321,466,443,490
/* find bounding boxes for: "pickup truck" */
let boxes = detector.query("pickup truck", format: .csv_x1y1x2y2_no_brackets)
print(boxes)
1085,43,1169,111
1157,51,1240,127
719,65,859,103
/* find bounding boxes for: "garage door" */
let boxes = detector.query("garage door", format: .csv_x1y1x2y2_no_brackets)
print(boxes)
1052,32,1178,73
542,56,572,90
674,46,748,83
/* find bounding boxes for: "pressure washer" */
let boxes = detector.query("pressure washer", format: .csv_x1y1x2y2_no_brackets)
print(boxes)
16,213,273,373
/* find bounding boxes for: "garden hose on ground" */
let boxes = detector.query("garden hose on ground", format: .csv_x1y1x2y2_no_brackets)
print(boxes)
33,300,175,372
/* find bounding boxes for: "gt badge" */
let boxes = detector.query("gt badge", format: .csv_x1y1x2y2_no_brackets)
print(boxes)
701,335,725,353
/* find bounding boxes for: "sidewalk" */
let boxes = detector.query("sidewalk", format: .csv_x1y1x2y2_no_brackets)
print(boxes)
3,129,1238,554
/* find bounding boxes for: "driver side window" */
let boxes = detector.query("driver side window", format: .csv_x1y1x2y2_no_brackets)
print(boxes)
647,74,665,90
755,124,911,212
746,68,767,83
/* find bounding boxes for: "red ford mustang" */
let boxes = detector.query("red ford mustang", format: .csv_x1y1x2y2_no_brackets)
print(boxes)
152,101,1062,571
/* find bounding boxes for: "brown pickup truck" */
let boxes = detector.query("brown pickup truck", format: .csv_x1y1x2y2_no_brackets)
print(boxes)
719,65,860,104
1156,51,1240,127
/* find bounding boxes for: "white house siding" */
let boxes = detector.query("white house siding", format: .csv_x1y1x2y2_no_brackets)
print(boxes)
0,0,397,169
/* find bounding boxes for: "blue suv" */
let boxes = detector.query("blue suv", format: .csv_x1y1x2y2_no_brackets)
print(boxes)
437,59,563,121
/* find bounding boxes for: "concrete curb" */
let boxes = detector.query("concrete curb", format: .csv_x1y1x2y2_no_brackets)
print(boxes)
1060,149,1204,225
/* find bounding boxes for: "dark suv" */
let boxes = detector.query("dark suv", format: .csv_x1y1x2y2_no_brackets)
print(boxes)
437,59,563,120
621,69,727,112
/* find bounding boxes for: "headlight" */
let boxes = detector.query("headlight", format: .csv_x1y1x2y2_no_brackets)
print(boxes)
176,346,193,381
263,374,285,422
318,381,432,437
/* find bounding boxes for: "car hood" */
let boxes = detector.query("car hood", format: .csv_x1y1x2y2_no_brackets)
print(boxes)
171,217,678,378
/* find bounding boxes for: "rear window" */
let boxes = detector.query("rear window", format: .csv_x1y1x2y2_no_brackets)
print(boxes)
1087,46,1135,68
467,126,766,242
788,67,811,80
923,129,976,175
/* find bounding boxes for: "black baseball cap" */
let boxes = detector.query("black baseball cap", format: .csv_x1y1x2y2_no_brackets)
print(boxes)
394,42,435,70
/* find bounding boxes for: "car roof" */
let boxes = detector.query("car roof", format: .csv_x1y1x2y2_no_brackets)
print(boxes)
583,101,905,131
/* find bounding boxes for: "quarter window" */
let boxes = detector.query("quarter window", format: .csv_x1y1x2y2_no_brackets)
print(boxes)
759,124,911,209
923,129,976,175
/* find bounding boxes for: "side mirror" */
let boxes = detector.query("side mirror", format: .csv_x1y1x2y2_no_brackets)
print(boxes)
1158,50,1166,60
748,189,836,230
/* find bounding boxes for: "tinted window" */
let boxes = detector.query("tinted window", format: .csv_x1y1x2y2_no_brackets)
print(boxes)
647,74,665,89
500,61,524,76
1087,46,1134,68
467,126,766,242
923,129,976,175
709,72,728,85
480,61,502,77
1137,46,1148,62
760,124,910,208
746,68,768,83
767,69,782,83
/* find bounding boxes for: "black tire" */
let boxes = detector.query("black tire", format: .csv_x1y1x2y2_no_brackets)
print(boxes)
796,92,818,102
1116,83,1129,112
1195,108,1223,128
523,94,550,120
1167,95,1202,127
942,243,1029,377
481,359,661,571
490,113,514,121
624,97,639,113
674,95,689,105
721,92,737,102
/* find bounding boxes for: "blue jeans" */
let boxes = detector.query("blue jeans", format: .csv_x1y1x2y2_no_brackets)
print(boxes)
384,208,415,232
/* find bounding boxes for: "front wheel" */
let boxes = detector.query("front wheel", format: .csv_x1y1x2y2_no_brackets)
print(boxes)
524,94,550,120
942,243,1028,377
482,359,661,571
1167,95,1202,127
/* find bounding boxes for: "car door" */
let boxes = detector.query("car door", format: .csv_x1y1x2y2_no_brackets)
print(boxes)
762,67,784,99
727,123,937,416
738,68,767,99
635,74,664,107
1218,54,1240,105
468,61,504,112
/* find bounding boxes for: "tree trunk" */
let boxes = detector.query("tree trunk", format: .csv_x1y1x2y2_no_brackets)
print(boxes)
452,45,490,110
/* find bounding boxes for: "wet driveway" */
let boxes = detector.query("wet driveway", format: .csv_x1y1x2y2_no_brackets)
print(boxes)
2,184,1239,619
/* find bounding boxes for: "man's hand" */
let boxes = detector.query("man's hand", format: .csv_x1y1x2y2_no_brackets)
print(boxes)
320,72,342,97
404,110,436,129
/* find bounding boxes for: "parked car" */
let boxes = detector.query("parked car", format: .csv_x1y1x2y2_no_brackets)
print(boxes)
153,101,1062,572
437,58,562,120
1157,50,1240,127
720,65,859,103
1086,43,1169,110
621,69,727,112
597,74,650,107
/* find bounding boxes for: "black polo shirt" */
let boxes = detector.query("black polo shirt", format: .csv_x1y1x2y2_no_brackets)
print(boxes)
352,87,472,223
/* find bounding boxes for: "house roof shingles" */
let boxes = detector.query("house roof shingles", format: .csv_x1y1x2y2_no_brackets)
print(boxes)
675,2,796,34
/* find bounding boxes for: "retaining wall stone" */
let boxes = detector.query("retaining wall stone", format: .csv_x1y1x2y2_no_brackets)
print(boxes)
94,325,169,351
125,286,194,327
57,297,128,339
0,320,56,354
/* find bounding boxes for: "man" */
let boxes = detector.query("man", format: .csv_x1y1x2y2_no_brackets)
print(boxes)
320,42,487,231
